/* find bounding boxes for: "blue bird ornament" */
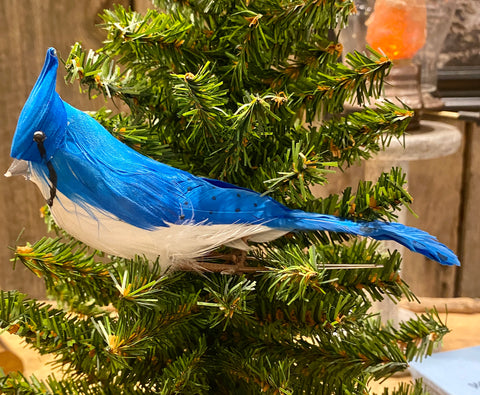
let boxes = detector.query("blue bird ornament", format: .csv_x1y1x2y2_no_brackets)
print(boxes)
6,48,460,270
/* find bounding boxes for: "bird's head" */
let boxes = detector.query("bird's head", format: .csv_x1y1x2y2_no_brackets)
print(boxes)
10,48,66,163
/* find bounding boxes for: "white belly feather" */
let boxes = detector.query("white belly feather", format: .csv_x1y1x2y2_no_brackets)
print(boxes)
17,161,286,269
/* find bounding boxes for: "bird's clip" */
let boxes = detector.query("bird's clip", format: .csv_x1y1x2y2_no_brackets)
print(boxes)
33,130,57,207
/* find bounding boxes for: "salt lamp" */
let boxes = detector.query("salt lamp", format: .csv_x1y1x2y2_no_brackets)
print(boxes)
366,0,427,60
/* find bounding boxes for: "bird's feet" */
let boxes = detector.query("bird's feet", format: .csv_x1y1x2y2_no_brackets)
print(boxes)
185,248,265,274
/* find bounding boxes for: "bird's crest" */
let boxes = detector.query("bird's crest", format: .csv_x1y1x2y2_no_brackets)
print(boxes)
11,48,66,163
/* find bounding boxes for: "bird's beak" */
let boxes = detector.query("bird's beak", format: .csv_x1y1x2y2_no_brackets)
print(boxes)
5,159,30,179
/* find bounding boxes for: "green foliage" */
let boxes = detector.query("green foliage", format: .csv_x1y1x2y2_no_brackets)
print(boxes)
2,237,447,393
64,2,411,196
1,1,447,394
373,379,429,395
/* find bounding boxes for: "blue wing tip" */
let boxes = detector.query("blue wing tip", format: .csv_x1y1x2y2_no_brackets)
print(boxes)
444,256,461,267
435,250,460,266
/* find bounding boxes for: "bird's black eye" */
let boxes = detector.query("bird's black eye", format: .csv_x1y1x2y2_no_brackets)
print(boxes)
33,131,46,143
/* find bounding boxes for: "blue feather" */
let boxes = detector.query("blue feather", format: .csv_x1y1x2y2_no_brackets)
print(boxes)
7,48,460,267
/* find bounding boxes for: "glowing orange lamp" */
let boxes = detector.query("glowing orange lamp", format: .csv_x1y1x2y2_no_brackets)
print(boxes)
366,0,427,60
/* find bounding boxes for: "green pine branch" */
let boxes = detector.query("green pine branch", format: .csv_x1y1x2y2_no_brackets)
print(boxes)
257,240,415,304
13,237,115,309
64,5,409,191
372,379,428,395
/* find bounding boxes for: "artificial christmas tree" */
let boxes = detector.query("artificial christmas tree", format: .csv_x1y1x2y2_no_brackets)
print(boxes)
1,1,452,393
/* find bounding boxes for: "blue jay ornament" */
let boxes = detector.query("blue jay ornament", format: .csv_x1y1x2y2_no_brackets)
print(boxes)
6,48,460,270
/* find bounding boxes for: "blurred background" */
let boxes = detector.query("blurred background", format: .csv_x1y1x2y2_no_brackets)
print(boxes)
0,0,479,299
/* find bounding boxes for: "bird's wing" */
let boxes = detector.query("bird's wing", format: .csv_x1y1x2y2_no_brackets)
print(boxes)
182,177,290,226
51,149,198,230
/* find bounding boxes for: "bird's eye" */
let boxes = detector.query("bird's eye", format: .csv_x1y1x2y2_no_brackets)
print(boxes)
33,131,46,143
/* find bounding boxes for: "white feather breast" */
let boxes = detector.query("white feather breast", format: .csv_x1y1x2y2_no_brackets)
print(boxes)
24,162,286,270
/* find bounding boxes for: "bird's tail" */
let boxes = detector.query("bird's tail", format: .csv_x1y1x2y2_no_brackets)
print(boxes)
282,210,460,266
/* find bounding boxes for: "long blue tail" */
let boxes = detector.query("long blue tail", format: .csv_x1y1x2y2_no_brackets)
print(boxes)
280,211,460,266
